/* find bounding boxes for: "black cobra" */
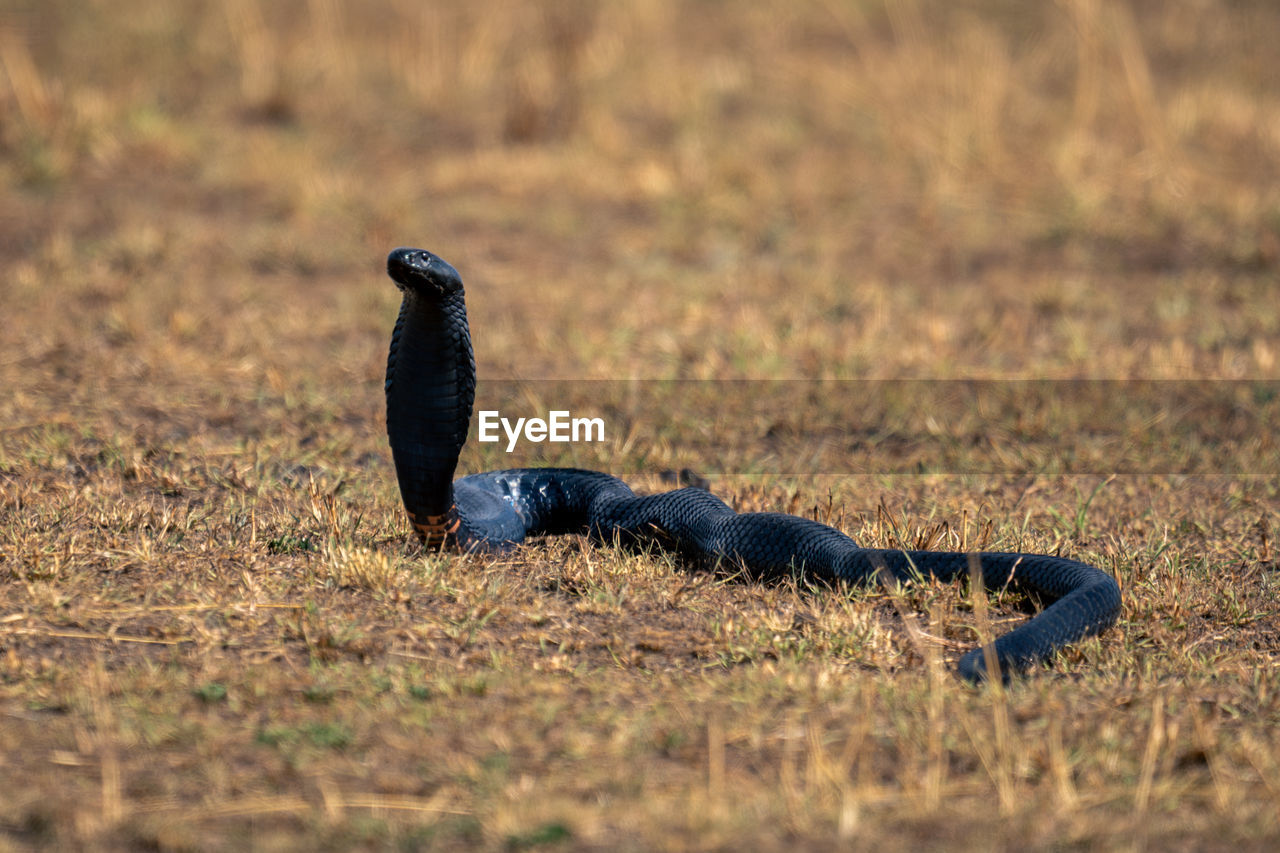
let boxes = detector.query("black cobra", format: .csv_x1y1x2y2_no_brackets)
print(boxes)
383,247,1121,682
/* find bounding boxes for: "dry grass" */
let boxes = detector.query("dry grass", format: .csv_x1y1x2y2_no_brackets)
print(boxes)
2,0,1279,849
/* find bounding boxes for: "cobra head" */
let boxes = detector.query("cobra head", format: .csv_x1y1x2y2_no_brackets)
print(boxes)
386,248,464,297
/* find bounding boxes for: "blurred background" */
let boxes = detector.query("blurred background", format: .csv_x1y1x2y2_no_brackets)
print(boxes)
2,0,1278,404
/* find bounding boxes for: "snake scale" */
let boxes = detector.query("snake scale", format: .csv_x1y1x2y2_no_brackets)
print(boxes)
382,247,1121,681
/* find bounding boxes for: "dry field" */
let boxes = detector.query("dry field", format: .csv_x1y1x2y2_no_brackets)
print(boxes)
2,0,1280,849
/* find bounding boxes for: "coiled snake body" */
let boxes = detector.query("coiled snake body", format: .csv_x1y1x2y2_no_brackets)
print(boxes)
383,247,1121,681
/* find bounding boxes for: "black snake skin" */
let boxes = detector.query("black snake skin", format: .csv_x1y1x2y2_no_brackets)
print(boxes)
383,247,1121,681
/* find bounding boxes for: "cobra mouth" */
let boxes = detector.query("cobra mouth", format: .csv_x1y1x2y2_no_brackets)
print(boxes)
407,508,462,548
